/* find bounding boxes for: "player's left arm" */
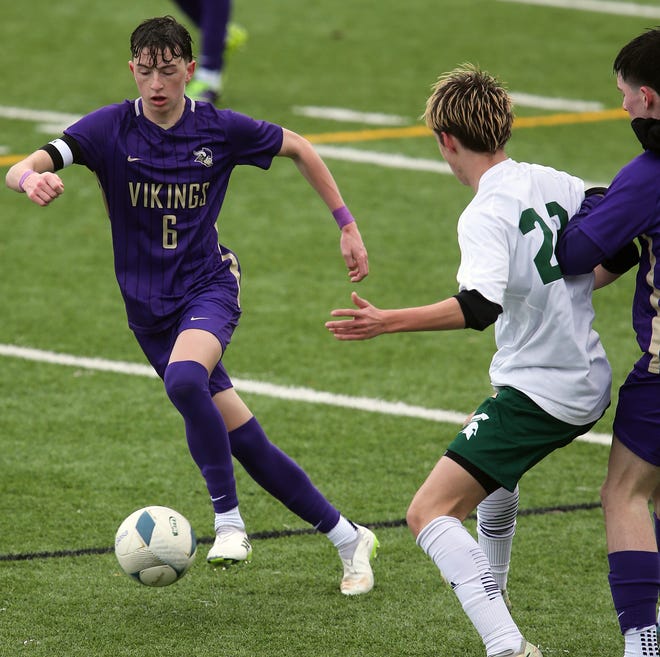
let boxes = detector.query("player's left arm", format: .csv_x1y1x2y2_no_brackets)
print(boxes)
557,186,640,281
5,149,64,206
277,128,369,282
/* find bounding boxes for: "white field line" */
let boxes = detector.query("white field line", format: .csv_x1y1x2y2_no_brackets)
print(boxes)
314,144,608,189
0,106,82,134
0,343,611,446
510,93,603,113
293,106,411,126
498,0,660,17
294,96,603,126
314,145,453,173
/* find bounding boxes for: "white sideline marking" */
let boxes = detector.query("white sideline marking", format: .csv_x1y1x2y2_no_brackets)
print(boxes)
314,145,607,189
0,343,611,446
510,93,603,113
315,145,453,174
0,106,81,123
293,106,411,126
498,0,660,18
0,106,81,134
295,97,602,125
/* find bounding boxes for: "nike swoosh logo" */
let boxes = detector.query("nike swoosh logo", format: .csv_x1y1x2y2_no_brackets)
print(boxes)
190,316,209,321
127,156,141,162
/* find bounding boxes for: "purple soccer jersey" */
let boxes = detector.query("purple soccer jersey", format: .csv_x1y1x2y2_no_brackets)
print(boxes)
557,145,660,463
559,149,660,374
63,98,283,332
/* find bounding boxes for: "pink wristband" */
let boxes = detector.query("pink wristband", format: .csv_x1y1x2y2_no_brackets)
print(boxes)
18,170,35,192
332,205,355,229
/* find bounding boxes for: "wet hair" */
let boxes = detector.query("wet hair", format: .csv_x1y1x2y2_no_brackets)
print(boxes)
130,15,194,67
613,27,660,93
422,64,513,154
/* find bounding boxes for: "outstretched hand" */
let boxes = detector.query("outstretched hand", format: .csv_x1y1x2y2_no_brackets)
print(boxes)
326,291,385,340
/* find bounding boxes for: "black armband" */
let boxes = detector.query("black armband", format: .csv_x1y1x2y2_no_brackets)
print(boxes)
602,242,640,274
585,186,608,198
39,134,84,171
454,289,502,331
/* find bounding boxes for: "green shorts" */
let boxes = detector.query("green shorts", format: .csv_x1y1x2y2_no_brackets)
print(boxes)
446,387,597,493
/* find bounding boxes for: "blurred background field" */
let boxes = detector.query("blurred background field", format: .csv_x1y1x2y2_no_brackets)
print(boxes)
1,1,656,655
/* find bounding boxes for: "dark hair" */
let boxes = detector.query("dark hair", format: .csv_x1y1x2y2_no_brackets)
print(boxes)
613,27,660,92
130,15,194,66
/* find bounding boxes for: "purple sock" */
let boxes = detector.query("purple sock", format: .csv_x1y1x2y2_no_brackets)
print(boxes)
608,550,660,633
655,513,660,551
164,360,237,512
229,417,340,532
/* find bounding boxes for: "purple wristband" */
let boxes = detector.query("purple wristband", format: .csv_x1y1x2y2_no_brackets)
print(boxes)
332,205,355,229
18,170,35,192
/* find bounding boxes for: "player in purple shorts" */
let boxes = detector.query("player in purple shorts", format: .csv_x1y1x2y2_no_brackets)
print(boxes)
556,28,660,657
5,15,378,596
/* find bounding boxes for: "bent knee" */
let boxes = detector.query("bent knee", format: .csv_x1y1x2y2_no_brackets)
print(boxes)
406,499,437,538
164,361,209,407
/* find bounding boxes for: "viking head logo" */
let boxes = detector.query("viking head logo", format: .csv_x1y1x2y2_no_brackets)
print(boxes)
193,147,213,168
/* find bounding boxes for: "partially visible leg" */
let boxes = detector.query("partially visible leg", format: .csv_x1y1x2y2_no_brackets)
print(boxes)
602,436,660,657
165,360,237,512
214,387,378,594
185,0,248,103
477,485,519,607
408,456,527,657
651,481,660,551
197,0,231,73
652,485,660,630
170,0,202,25
166,329,250,565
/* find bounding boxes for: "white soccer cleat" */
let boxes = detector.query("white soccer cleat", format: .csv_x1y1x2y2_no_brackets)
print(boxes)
340,525,379,595
206,527,252,567
490,639,543,657
515,640,542,657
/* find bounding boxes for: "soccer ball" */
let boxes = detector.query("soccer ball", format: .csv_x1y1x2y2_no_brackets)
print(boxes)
114,505,197,587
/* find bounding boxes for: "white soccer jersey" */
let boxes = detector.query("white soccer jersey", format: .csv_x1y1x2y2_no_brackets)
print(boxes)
456,159,611,424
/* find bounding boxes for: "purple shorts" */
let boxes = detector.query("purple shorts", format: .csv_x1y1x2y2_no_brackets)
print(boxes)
133,247,241,396
613,366,660,466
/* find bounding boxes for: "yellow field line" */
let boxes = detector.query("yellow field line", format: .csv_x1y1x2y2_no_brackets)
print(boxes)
305,107,628,144
0,155,23,167
0,107,629,167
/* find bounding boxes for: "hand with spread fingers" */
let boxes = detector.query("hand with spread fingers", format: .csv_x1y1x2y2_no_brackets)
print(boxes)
326,292,383,340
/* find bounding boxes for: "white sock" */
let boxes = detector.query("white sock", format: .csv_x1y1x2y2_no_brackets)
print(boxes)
325,516,359,558
195,66,222,91
623,626,658,657
417,516,522,656
214,506,245,534
477,486,519,592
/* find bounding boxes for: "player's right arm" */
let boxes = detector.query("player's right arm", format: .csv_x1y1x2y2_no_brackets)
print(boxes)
326,292,467,340
6,149,64,206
